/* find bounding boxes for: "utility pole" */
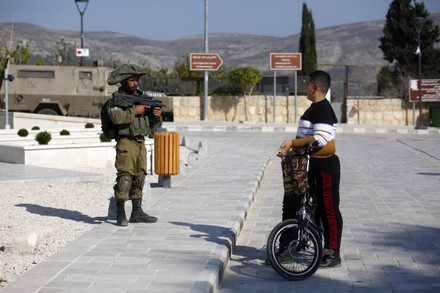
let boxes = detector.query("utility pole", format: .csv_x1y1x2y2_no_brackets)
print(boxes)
319,63,352,123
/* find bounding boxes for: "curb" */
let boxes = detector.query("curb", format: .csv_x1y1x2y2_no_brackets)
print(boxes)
192,155,271,293
163,122,440,135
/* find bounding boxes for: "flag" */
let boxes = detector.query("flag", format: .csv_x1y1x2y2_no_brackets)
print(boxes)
76,48,89,57
325,88,331,101
415,46,421,55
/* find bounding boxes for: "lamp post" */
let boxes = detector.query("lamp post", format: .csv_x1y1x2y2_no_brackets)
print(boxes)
414,16,427,129
3,11,15,130
203,0,209,121
75,0,89,66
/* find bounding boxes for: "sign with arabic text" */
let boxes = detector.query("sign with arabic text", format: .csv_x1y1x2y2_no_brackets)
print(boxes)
409,79,440,102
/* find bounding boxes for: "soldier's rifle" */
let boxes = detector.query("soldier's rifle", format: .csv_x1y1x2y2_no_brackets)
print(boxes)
112,93,165,109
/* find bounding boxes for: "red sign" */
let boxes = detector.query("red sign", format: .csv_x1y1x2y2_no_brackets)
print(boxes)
270,53,302,70
190,53,224,71
409,79,440,102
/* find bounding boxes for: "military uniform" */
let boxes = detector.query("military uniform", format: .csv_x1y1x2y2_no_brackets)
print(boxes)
107,64,161,226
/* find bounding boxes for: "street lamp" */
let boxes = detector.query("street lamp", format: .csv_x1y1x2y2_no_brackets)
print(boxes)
414,16,427,129
75,0,89,66
203,0,209,121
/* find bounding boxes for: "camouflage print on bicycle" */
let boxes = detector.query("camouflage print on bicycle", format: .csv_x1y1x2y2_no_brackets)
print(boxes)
278,153,309,250
281,154,309,197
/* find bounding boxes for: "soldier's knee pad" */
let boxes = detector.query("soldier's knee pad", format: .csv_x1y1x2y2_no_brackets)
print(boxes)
114,175,133,201
130,174,146,198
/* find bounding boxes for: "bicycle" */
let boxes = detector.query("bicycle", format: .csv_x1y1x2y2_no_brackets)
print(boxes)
266,140,323,281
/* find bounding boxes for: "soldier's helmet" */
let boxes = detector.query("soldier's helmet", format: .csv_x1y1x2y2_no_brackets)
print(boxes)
107,64,146,85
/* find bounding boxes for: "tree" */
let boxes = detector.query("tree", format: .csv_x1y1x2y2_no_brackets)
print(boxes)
10,41,32,65
298,2,317,76
0,40,33,68
228,66,262,120
54,39,77,66
378,0,440,97
210,66,227,78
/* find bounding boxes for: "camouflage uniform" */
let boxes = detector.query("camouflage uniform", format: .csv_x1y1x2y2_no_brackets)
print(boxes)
107,64,161,226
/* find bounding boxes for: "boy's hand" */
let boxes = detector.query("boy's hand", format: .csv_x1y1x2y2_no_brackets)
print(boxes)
277,140,293,157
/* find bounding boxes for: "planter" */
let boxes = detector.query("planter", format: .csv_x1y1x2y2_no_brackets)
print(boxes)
0,141,154,172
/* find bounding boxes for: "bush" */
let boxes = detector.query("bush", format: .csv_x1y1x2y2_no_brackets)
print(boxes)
35,131,52,145
85,123,95,128
60,129,70,136
31,126,40,130
17,128,29,137
99,133,112,142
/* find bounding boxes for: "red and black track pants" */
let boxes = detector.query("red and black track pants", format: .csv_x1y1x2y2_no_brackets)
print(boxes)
309,154,343,252
281,154,342,251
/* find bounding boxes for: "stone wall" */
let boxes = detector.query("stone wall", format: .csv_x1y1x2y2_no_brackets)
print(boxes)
346,97,430,126
172,95,311,124
172,95,434,126
2,96,432,127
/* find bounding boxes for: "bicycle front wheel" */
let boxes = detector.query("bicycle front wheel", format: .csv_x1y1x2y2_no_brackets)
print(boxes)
266,219,322,281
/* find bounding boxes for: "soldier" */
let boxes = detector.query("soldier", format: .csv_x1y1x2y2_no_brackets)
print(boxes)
107,64,162,226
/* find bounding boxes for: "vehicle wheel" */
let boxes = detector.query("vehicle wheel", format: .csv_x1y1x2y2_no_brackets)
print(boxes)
37,108,58,115
266,219,322,281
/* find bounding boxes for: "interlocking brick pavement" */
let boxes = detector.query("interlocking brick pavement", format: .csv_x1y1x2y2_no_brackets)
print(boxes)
1,123,439,293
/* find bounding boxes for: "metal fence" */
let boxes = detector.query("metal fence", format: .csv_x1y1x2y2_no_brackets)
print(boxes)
138,64,383,102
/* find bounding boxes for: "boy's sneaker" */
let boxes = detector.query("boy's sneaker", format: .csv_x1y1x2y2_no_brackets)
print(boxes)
277,250,292,264
320,251,341,268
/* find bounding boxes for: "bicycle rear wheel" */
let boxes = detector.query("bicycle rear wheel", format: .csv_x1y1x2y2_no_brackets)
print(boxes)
267,219,322,281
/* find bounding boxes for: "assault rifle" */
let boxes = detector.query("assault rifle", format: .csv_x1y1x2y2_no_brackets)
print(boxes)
112,92,165,109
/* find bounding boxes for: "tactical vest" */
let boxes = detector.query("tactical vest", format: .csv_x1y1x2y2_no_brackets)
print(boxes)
117,115,152,138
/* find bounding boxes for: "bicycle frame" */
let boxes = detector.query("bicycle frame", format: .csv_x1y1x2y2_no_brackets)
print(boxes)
292,150,322,250
297,189,322,246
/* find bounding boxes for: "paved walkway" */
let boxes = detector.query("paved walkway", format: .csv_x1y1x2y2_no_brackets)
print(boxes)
1,122,440,293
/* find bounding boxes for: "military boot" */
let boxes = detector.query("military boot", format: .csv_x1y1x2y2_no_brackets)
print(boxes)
116,201,128,226
129,199,158,223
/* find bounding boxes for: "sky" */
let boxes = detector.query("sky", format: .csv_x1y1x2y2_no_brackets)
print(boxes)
0,0,440,42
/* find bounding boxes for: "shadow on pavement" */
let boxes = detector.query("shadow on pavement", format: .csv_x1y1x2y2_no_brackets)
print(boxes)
170,221,234,250
16,203,107,224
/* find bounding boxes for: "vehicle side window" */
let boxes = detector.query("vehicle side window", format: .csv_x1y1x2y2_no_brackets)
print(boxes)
18,70,54,78
79,71,92,80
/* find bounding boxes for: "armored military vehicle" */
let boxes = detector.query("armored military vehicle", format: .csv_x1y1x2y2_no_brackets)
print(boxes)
0,64,173,120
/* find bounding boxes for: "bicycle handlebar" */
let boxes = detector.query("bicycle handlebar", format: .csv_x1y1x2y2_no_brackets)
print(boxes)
296,140,320,155
305,140,320,151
